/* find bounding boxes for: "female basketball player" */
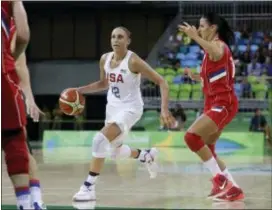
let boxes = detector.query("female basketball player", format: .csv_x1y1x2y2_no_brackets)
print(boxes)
9,11,46,210
179,12,244,201
73,26,174,201
13,40,46,210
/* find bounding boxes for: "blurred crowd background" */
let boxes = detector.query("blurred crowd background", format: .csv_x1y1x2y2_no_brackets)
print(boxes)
22,1,271,149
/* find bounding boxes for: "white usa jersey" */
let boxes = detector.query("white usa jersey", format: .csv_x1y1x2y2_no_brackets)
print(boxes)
104,50,144,109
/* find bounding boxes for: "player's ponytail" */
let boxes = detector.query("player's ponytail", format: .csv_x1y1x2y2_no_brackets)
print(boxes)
218,16,234,47
203,12,234,48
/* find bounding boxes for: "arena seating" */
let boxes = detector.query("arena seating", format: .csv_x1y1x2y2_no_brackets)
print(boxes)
153,29,272,100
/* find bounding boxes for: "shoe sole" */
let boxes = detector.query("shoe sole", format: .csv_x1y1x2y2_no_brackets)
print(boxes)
72,201,96,210
73,197,96,202
213,194,245,202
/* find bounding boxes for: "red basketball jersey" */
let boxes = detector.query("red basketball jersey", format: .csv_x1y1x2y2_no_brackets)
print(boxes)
1,2,16,74
200,41,236,99
1,2,27,130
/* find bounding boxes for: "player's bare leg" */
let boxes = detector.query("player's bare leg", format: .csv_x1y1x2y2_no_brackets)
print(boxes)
2,129,32,210
73,123,158,201
28,154,46,209
25,129,46,209
184,114,233,199
204,132,244,201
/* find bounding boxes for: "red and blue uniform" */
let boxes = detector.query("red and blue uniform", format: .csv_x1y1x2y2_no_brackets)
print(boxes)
200,40,238,130
1,2,27,130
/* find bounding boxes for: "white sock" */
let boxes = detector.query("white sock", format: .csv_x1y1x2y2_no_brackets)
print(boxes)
84,173,98,189
29,180,43,204
223,168,239,187
86,175,98,184
203,157,223,177
30,186,42,204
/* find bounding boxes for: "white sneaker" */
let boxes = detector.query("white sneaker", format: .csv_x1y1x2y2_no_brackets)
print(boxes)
141,148,159,179
18,205,34,210
73,184,96,201
17,195,33,210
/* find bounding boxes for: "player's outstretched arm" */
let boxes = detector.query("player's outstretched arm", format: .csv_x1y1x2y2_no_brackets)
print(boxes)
77,54,109,94
12,1,30,60
129,53,174,128
178,22,224,61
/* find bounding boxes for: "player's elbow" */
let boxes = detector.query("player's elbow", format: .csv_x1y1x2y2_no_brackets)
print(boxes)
17,35,30,45
16,29,30,45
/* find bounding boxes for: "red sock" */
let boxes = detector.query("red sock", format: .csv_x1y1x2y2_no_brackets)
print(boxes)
30,179,40,188
15,186,30,197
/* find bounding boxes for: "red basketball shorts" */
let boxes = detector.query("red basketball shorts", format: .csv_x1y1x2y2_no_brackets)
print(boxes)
204,94,238,130
1,72,27,130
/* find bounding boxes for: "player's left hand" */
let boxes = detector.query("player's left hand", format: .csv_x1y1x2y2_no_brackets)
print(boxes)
160,109,175,128
178,22,198,40
26,98,44,122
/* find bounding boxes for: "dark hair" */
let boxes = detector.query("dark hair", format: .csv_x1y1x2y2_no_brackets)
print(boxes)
202,12,234,47
115,26,131,38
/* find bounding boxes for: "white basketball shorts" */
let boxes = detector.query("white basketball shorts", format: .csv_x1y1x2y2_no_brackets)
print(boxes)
105,104,143,146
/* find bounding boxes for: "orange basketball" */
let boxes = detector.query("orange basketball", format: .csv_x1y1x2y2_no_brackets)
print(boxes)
59,88,85,116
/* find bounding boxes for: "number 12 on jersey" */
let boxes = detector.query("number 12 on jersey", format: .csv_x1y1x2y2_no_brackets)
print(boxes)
111,86,120,98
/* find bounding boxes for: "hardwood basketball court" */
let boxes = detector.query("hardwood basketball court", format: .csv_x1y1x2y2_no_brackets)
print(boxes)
2,147,271,209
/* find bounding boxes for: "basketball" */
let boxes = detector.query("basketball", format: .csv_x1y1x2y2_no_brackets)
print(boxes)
59,88,85,116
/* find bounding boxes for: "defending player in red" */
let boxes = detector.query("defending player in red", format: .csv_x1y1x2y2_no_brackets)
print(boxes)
2,2,45,209
2,2,31,209
10,20,47,210
178,12,244,201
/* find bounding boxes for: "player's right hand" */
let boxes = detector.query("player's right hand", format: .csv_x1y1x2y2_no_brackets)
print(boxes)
160,109,175,128
178,22,198,40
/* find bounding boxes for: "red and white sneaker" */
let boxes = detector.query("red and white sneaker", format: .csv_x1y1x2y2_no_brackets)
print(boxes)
207,174,233,199
213,186,245,202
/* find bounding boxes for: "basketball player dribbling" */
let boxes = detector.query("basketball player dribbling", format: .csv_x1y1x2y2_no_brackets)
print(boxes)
179,12,244,201
72,26,174,201
2,2,46,209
